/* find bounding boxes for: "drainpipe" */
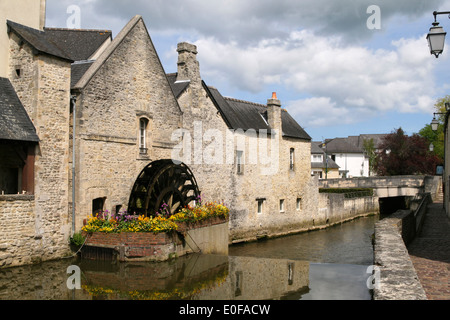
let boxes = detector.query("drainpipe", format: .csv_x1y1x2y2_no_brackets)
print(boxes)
70,95,77,236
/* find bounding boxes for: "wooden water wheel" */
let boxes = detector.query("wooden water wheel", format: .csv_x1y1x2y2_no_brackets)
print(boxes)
127,160,200,217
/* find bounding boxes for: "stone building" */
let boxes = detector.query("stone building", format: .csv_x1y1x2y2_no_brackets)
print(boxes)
1,8,317,267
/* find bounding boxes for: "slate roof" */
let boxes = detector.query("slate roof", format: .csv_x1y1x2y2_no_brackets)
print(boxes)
71,61,94,88
44,28,112,62
7,20,113,89
311,141,340,169
7,20,73,61
208,86,311,140
166,73,191,98
0,77,39,143
7,20,112,63
311,142,325,154
324,134,387,153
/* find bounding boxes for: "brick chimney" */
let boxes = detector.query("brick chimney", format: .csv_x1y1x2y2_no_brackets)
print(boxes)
267,92,282,134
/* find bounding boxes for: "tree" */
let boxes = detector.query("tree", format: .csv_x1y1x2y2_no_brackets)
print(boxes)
418,95,449,162
375,128,441,176
419,124,444,161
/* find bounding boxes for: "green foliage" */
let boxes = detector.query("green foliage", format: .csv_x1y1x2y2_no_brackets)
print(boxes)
70,232,86,247
418,124,444,161
417,96,448,163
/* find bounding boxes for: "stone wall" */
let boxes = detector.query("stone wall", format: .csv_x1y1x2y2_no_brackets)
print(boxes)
373,210,427,300
318,193,379,227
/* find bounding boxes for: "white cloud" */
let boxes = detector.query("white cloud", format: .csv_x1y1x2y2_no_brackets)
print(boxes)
194,29,437,129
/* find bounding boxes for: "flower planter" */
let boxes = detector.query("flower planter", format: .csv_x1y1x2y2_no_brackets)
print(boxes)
81,217,229,262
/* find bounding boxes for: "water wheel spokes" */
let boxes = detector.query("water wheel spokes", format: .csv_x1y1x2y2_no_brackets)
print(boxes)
128,160,200,217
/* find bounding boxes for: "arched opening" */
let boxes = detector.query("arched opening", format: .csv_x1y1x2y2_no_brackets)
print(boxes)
379,196,410,217
127,160,201,217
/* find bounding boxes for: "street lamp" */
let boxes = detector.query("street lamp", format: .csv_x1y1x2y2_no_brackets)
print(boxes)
431,116,440,131
427,11,450,58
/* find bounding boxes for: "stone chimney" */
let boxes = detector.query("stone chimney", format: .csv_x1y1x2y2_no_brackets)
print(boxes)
267,92,282,134
177,42,201,85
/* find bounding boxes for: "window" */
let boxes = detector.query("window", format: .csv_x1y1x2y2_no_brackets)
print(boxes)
236,150,244,174
296,198,302,211
92,197,105,215
0,143,35,195
312,154,323,163
290,148,295,170
312,170,323,179
288,262,294,285
139,118,149,155
14,66,22,79
257,198,265,214
280,199,285,212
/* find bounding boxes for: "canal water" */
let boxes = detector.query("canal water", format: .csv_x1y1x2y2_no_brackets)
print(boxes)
0,215,378,300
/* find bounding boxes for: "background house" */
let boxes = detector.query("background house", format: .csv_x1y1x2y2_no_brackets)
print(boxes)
311,142,340,179
322,134,387,178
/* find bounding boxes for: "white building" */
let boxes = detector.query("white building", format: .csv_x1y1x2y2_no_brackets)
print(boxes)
322,134,387,178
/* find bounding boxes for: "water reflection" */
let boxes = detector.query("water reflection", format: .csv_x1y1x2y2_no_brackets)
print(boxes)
0,216,376,300
0,254,310,300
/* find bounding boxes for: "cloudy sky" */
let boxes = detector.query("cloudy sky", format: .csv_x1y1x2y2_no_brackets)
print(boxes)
46,0,450,141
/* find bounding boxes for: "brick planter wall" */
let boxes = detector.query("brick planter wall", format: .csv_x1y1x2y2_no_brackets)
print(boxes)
81,218,229,262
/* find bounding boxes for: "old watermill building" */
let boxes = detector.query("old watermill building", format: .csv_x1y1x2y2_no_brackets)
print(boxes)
0,2,317,268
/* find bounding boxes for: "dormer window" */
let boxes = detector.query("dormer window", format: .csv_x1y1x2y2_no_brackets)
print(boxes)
312,155,323,163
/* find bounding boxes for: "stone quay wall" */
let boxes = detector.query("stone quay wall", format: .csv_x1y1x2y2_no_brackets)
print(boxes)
318,193,379,227
373,209,427,300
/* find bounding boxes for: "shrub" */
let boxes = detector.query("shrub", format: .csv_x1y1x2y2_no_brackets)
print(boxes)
319,188,374,198
70,232,86,247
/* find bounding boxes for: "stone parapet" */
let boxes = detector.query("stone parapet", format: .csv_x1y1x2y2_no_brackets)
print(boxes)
373,210,427,300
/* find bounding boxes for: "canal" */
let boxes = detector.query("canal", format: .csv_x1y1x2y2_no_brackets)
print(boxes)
0,215,378,300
